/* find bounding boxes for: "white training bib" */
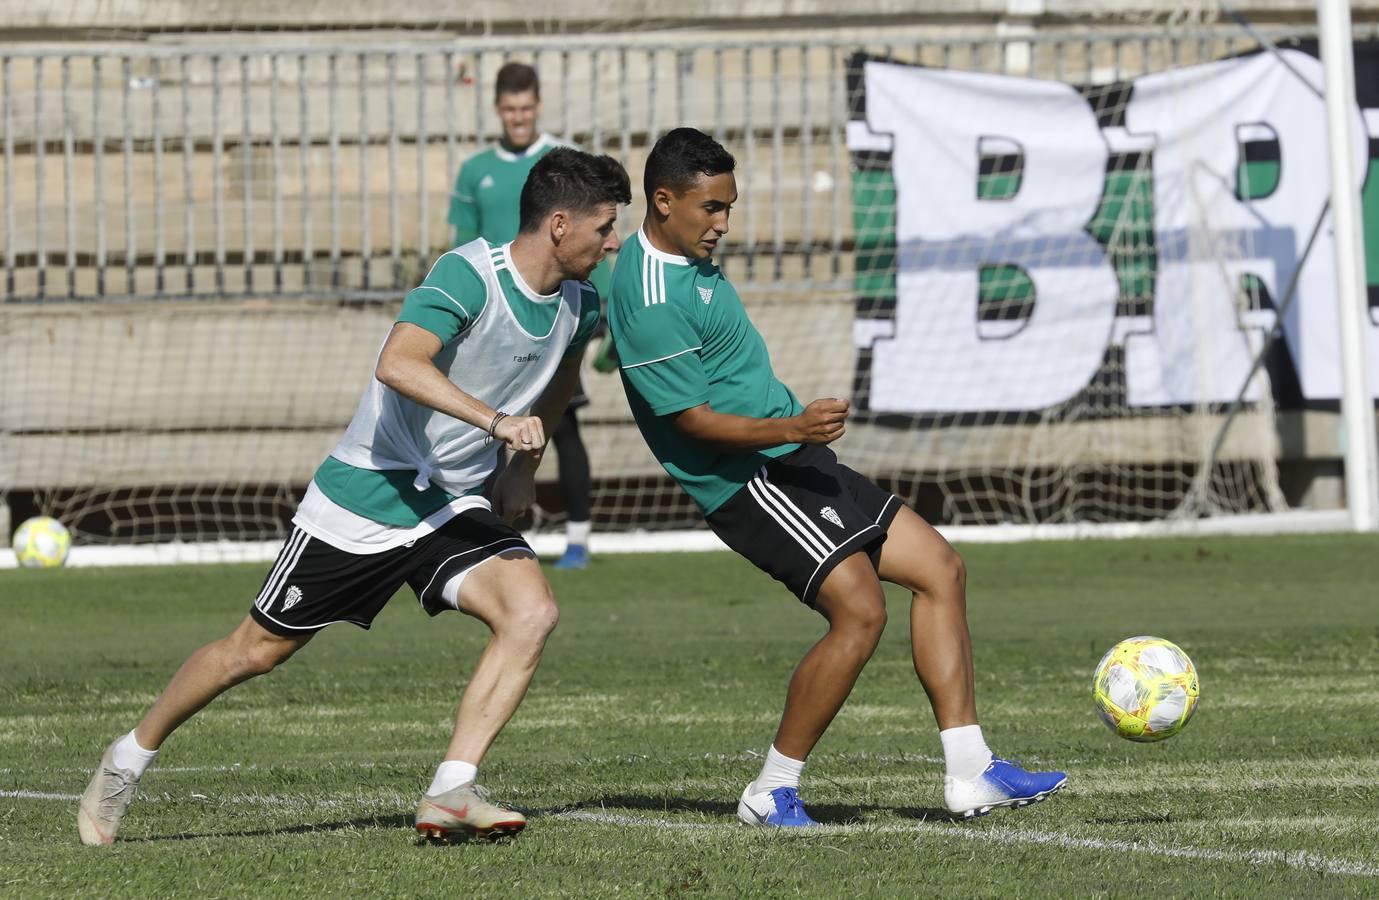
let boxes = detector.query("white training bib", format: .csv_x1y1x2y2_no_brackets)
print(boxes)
330,239,581,497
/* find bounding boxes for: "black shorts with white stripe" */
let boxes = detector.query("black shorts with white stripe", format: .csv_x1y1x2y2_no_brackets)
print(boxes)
706,443,902,607
248,507,532,637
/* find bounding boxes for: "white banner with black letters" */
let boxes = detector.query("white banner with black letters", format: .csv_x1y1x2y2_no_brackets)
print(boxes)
849,49,1378,414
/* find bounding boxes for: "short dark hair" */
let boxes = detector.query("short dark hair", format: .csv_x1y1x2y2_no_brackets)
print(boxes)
643,127,736,199
519,147,631,233
494,62,539,101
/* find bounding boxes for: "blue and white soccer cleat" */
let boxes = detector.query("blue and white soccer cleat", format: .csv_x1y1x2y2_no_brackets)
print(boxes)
737,784,820,827
943,758,1067,819
552,544,589,570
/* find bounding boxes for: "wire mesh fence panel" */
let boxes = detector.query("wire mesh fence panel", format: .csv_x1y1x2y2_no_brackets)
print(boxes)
3,21,1376,543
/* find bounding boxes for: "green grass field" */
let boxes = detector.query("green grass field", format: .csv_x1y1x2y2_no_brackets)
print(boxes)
3,533,1379,897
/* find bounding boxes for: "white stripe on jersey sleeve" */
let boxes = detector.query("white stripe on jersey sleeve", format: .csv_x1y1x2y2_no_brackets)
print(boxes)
641,252,650,307
619,345,703,369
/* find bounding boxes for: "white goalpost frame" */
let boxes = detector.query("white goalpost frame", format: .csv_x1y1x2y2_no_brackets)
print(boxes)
1318,0,1379,532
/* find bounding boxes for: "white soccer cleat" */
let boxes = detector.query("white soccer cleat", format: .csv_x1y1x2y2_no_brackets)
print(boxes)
415,782,527,841
736,783,819,827
77,741,141,845
943,758,1067,819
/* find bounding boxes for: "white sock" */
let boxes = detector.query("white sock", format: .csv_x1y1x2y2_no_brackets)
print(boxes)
940,724,994,782
565,520,591,547
110,729,159,777
752,745,806,793
427,759,478,795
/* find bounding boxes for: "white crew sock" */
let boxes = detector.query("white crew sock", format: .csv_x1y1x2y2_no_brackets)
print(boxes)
110,729,159,777
427,759,478,796
752,745,806,793
565,520,591,548
940,724,994,782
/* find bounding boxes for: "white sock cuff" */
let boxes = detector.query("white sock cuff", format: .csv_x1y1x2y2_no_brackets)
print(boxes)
111,729,159,776
427,759,478,796
939,724,993,782
939,724,984,743
566,520,591,546
753,744,807,793
767,745,806,769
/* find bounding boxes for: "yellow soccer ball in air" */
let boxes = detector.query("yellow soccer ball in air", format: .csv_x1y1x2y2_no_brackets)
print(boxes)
11,516,72,568
1092,636,1199,742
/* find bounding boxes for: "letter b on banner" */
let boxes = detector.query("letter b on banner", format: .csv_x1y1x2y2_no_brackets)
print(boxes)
856,62,1119,413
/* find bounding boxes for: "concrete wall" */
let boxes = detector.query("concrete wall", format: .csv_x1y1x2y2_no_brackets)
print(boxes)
0,294,1320,495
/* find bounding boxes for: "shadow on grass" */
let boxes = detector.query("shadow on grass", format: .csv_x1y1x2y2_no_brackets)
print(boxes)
892,806,964,823
120,798,959,843
120,812,415,843
530,795,954,826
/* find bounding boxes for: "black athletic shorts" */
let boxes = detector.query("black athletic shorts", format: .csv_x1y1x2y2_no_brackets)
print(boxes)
248,507,532,636
706,443,901,607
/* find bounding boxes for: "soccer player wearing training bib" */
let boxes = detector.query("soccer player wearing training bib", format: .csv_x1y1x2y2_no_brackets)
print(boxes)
77,148,631,845
608,128,1066,827
451,61,607,570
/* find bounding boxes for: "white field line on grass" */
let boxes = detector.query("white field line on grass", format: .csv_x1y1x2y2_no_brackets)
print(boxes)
6,790,1379,879
4,790,79,801
543,811,1379,879
0,763,348,776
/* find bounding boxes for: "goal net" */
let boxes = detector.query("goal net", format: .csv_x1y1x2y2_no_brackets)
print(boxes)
2,9,1374,553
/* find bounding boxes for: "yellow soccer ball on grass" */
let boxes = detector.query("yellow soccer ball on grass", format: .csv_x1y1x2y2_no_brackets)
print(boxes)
1092,636,1199,742
11,516,72,568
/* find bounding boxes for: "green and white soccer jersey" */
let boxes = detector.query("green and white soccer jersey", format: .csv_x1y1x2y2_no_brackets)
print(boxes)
449,134,560,247
608,229,804,515
294,239,601,553
447,133,611,295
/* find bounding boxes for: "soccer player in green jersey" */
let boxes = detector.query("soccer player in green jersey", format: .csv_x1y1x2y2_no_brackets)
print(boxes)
450,61,604,569
78,148,631,845
608,128,1066,827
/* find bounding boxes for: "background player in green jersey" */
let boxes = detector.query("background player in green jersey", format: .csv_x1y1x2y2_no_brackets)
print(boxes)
450,61,605,570
78,149,631,845
608,128,1066,827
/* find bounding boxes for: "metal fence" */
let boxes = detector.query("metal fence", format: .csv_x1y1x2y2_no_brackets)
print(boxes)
1,25,1367,304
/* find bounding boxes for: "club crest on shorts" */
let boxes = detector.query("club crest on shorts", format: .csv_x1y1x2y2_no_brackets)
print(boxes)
820,506,843,528
283,584,304,610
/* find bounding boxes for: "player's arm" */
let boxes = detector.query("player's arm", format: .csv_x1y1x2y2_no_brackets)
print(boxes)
672,398,848,451
374,323,545,455
613,292,846,451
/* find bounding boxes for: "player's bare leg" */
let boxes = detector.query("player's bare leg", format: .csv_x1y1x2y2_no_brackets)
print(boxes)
79,617,311,845
772,553,888,760
737,553,887,827
444,551,559,764
877,503,1065,818
415,550,558,840
137,616,313,749
875,505,976,730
